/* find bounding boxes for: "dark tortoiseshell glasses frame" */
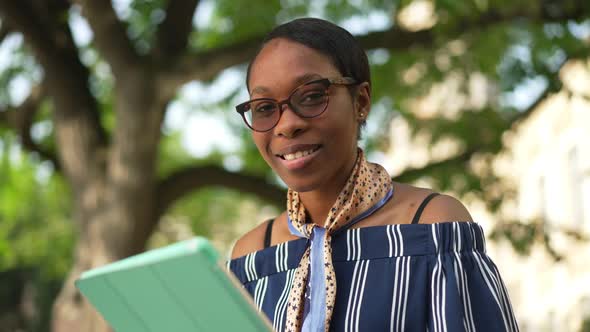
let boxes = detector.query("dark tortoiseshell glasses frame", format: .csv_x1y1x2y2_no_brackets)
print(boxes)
235,77,357,132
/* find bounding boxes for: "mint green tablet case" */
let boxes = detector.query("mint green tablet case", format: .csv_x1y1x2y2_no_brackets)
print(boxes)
75,237,272,332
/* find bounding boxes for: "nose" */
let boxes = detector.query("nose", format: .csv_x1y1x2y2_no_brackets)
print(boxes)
273,103,307,138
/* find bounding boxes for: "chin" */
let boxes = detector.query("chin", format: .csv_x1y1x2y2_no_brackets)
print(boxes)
279,175,320,193
286,183,316,193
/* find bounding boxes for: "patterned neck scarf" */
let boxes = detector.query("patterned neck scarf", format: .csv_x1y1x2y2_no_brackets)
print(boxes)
285,149,393,332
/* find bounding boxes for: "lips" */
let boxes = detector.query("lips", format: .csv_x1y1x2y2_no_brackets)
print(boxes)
275,144,321,160
278,146,321,161
274,144,322,171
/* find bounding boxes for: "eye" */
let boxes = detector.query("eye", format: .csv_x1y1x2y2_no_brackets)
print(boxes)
252,102,277,117
298,90,327,106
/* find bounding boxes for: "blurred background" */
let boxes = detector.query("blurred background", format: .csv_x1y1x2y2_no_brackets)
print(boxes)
0,0,589,331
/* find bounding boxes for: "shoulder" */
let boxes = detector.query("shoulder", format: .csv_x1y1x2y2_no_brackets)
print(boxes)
415,193,473,224
230,218,270,260
230,211,288,259
231,212,300,259
358,182,472,227
390,182,472,224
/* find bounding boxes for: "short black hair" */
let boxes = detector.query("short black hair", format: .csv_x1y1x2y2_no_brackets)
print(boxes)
246,17,370,92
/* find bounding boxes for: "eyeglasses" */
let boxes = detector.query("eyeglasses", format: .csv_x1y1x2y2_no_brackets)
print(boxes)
235,77,357,132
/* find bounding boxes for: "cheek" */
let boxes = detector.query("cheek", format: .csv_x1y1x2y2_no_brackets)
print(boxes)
252,133,273,162
252,134,264,151
327,104,359,143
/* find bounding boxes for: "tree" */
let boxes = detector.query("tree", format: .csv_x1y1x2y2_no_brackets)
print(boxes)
0,0,588,331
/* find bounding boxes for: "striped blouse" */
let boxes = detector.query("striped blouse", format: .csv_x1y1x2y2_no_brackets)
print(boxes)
228,222,519,332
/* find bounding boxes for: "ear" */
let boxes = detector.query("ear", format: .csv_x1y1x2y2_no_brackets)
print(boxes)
354,82,371,122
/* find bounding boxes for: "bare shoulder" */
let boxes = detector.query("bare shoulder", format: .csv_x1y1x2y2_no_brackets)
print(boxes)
230,218,272,260
230,211,297,259
387,182,472,224
417,193,473,224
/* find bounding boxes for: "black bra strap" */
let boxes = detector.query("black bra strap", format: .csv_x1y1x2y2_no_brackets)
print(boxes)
263,218,275,248
411,193,440,224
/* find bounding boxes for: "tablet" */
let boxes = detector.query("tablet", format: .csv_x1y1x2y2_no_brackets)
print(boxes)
75,237,273,332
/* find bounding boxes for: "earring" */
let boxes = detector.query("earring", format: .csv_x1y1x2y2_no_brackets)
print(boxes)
359,112,364,118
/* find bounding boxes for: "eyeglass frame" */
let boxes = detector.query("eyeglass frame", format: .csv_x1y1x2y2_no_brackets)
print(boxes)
235,77,358,132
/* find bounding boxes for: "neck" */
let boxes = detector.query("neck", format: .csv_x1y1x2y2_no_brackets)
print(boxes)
299,189,338,227
299,149,359,227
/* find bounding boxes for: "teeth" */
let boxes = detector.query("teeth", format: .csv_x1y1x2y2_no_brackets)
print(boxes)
283,148,316,161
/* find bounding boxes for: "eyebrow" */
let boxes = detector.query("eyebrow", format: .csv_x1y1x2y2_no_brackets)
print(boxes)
250,73,323,97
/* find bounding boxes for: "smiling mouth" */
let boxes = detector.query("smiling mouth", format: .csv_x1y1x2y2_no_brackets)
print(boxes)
277,145,322,161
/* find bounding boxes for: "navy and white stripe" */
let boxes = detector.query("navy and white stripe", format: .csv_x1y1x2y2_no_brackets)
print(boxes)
229,222,519,332
390,256,411,332
346,228,362,261
344,260,370,332
452,223,476,332
244,251,258,282
253,276,268,311
273,269,296,332
386,225,404,257
275,242,289,272
430,224,448,332
472,250,519,331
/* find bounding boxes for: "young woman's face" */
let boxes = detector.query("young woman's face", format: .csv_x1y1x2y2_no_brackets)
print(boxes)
247,38,369,193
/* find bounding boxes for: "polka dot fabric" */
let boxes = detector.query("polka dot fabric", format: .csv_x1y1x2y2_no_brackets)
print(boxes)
285,149,393,331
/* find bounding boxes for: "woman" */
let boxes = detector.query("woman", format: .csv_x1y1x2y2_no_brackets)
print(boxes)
229,18,518,332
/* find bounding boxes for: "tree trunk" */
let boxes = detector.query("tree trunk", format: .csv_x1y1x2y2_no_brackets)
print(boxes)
49,64,163,331
51,171,160,332
51,218,152,331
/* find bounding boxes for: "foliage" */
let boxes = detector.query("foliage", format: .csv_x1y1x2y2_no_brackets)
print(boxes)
0,133,73,331
0,134,73,278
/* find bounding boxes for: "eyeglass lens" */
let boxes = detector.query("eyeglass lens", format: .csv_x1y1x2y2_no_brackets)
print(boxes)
244,81,329,131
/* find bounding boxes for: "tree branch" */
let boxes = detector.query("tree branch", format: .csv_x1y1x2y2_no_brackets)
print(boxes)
157,3,588,91
0,2,58,64
156,36,260,96
0,86,60,169
156,165,285,219
0,21,11,44
154,0,199,60
392,148,477,183
359,27,435,51
71,0,140,76
1,0,109,185
362,2,589,50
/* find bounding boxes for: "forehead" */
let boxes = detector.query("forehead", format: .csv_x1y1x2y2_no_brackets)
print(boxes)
248,38,341,95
